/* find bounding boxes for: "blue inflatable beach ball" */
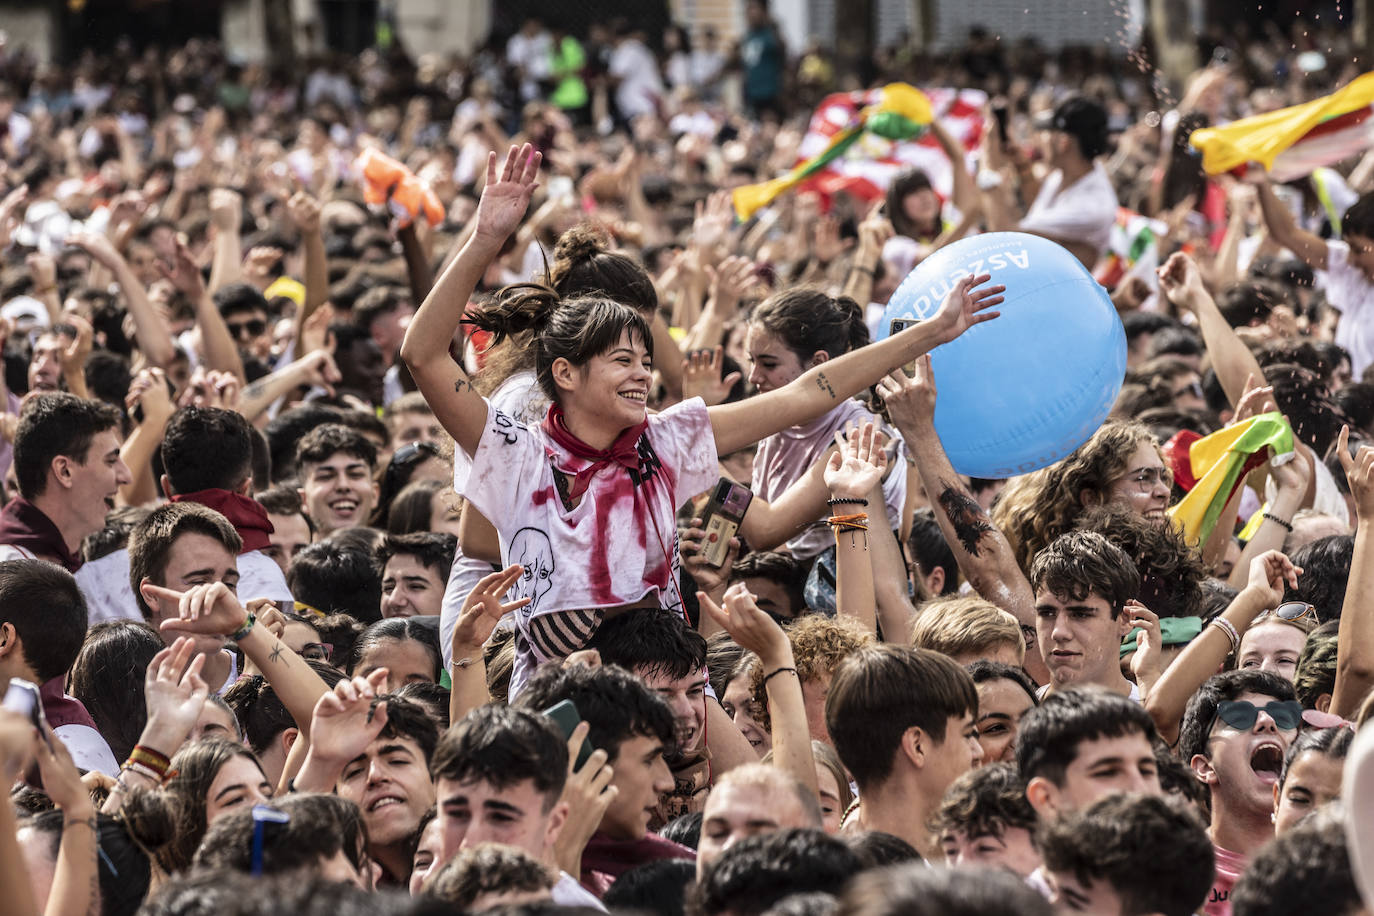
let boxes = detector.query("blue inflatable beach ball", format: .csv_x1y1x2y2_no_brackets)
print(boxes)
878,232,1126,479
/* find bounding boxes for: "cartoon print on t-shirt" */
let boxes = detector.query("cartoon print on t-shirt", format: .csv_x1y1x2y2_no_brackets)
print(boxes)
509,527,555,615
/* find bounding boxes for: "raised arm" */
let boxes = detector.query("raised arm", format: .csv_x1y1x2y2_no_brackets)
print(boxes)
699,585,819,797
103,639,209,815
400,143,541,458
1144,550,1298,745
207,188,244,293
876,359,1048,681
67,231,177,368
34,725,98,916
286,190,329,342
1333,427,1374,718
708,274,1004,456
449,565,530,724
149,584,330,739
163,239,245,382
1158,251,1267,411
1255,180,1328,269
824,423,883,635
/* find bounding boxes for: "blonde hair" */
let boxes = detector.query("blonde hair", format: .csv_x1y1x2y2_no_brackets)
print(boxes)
911,596,1024,664
749,614,874,731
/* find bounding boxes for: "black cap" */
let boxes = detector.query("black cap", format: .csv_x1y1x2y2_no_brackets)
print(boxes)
1035,96,1110,159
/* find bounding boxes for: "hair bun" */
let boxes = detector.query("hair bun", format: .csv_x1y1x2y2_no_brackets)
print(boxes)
119,787,178,851
553,224,612,266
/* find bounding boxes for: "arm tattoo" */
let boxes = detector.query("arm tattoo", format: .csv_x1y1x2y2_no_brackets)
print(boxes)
268,643,285,665
454,376,473,394
815,372,836,399
243,380,267,400
937,479,994,556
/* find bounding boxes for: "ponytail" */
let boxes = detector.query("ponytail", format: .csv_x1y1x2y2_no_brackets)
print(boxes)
464,282,561,346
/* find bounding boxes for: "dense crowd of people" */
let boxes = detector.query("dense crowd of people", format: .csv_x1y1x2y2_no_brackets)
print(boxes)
1,4,1374,915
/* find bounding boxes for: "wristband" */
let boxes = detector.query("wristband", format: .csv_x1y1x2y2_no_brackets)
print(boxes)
827,497,868,507
121,760,165,785
762,666,798,688
850,264,875,276
1262,512,1293,533
129,744,170,772
1209,617,1241,654
229,612,256,642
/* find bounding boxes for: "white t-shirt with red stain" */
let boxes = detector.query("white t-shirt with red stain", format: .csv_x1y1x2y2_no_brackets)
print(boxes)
455,397,719,625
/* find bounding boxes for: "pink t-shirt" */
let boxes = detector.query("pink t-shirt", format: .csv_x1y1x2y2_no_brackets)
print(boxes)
751,399,906,560
1203,844,1246,916
456,397,719,624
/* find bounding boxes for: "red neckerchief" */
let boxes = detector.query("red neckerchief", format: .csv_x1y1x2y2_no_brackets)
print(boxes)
0,498,81,572
171,489,275,553
540,405,648,501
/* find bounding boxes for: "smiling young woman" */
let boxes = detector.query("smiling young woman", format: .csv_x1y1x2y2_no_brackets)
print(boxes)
402,143,1003,694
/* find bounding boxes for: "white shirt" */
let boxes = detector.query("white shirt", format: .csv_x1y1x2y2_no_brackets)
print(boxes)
455,396,717,625
75,548,293,625
441,373,550,670
608,39,663,121
1019,162,1118,259
1321,239,1374,378
553,872,607,911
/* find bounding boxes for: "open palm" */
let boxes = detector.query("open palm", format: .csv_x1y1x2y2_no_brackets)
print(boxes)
474,143,542,244
929,273,1005,345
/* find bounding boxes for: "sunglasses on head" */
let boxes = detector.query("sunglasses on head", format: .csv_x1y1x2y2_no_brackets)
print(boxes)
1272,601,1317,623
1212,699,1303,732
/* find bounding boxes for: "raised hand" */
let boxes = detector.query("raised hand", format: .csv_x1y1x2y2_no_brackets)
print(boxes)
143,581,250,637
453,565,531,651
300,302,335,356
65,230,125,271
698,583,793,669
1124,600,1163,693
693,189,736,254
307,669,391,767
34,723,92,816
682,347,742,407
1338,424,1374,521
286,189,322,235
140,637,210,755
812,214,848,265
159,239,207,300
473,143,542,245
554,720,617,876
926,273,1005,345
208,188,243,233
1233,373,1277,423
824,421,887,499
60,314,93,377
25,251,57,293
875,358,937,434
1245,549,1301,608
1157,251,1207,311
706,256,759,315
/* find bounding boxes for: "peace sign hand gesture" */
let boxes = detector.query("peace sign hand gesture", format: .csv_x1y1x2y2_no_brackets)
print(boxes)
473,143,542,246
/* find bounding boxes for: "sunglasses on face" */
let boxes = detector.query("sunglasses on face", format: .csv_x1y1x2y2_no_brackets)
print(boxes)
228,319,267,338
1125,467,1174,492
1212,699,1303,732
299,642,333,662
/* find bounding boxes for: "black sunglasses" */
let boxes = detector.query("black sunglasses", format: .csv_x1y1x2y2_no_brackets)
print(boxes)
228,319,267,338
1212,699,1303,732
